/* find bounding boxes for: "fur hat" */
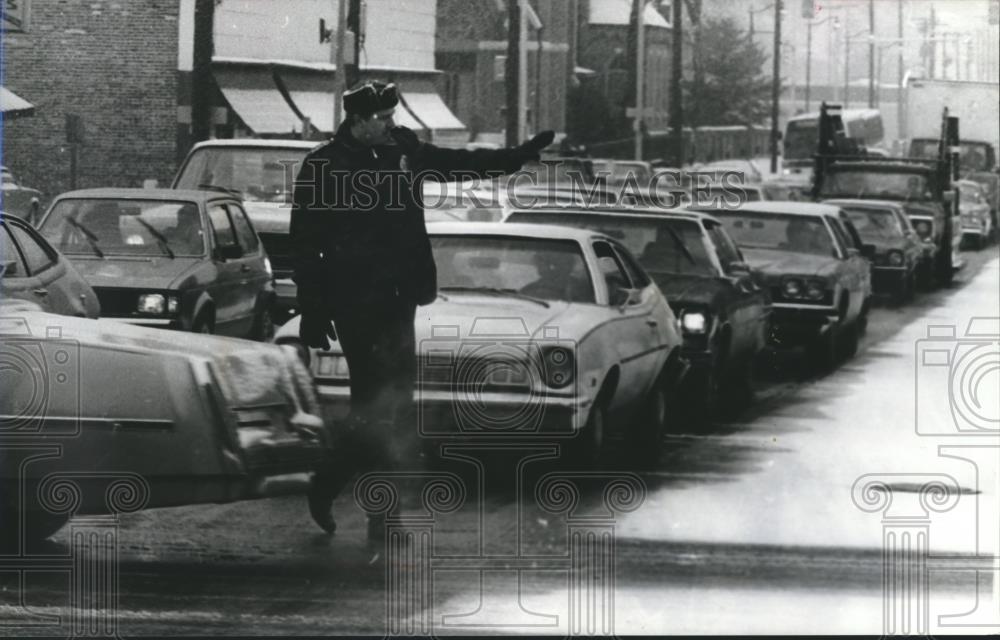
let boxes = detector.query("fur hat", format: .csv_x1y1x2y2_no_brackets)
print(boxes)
343,81,399,116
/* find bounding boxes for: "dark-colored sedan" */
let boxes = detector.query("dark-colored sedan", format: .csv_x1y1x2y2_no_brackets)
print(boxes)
711,202,873,371
1,213,100,318
505,207,771,423
824,199,923,303
37,189,275,339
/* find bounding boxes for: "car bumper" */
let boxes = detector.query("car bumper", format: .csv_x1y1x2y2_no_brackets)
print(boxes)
871,266,909,293
314,382,590,437
768,304,839,346
105,317,180,328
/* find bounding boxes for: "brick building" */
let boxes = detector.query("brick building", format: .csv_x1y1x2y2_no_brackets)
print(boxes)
2,0,182,199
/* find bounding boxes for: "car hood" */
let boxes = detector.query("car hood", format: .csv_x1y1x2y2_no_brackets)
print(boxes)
0,305,303,408
70,256,203,289
243,202,292,234
651,273,727,307
277,295,588,355
901,202,943,219
741,248,838,279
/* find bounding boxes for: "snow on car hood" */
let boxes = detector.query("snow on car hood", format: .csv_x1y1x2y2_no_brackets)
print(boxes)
741,248,839,279
70,256,204,290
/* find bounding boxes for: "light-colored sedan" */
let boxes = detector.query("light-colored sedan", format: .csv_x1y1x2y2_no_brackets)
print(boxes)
276,222,688,465
1,299,326,546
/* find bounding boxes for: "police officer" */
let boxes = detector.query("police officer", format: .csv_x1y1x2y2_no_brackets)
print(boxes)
290,80,554,537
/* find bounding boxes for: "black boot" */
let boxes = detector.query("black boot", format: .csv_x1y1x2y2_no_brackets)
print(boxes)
307,475,337,535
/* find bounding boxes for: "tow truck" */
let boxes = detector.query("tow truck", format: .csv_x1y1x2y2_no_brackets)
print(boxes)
811,103,962,287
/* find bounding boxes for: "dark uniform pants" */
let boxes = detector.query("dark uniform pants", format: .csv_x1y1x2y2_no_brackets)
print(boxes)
310,289,418,517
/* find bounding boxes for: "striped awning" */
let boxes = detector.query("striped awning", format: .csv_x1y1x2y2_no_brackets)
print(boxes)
1,86,35,117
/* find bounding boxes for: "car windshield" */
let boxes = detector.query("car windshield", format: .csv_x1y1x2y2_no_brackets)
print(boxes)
784,119,818,161
173,146,310,203
505,211,717,277
40,199,206,257
818,170,931,200
430,235,595,304
843,207,904,241
910,139,992,172
715,211,836,257
692,185,761,203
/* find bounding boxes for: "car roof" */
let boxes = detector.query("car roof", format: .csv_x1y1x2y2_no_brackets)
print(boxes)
718,201,843,217
426,221,612,243
188,138,319,151
822,198,905,210
507,205,718,224
50,188,236,205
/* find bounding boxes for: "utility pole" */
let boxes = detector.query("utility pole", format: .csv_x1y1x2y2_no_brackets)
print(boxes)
770,0,781,174
806,20,813,111
505,0,520,147
346,0,363,88
670,0,684,166
333,0,349,128
929,5,936,78
868,0,875,108
634,0,645,160
897,0,904,146
844,33,850,107
518,0,529,141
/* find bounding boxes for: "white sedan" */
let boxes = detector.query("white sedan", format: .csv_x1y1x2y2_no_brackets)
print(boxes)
276,222,688,465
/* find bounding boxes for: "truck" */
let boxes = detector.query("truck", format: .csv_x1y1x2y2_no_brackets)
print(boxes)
812,102,963,287
902,78,1000,228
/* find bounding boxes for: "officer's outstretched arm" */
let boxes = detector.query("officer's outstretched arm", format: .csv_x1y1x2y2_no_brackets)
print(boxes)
393,127,555,181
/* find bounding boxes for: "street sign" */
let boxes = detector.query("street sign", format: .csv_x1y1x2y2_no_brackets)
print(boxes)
2,0,30,32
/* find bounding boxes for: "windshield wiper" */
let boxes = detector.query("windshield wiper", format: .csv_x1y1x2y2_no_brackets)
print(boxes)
65,217,105,258
197,183,243,198
664,226,697,265
439,286,551,307
133,218,175,259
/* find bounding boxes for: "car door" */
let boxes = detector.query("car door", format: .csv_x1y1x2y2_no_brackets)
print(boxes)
704,220,769,361
592,240,654,414
0,222,46,309
826,215,868,322
6,220,88,317
206,202,244,336
225,201,271,336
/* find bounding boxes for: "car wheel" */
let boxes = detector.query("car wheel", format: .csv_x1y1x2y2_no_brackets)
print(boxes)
627,381,669,469
727,356,755,411
857,298,871,335
683,348,723,430
251,305,275,342
840,322,860,360
569,402,606,468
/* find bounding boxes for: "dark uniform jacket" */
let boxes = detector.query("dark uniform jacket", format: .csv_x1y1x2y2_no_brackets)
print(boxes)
290,121,527,317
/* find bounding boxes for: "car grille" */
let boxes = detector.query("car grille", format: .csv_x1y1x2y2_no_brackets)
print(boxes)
418,355,534,392
258,232,294,278
93,287,141,317
769,287,834,306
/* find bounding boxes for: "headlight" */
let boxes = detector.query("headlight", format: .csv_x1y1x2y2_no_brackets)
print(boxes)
888,250,905,266
805,280,826,301
137,293,166,314
541,346,575,388
681,311,708,334
783,278,803,298
264,256,273,277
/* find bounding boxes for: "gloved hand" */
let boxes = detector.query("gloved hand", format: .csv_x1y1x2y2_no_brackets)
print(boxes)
389,126,422,156
299,313,337,350
507,130,556,171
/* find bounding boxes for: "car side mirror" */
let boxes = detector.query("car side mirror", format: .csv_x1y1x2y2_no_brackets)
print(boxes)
214,244,243,261
727,261,752,277
860,244,877,259
1,259,17,277
610,285,638,308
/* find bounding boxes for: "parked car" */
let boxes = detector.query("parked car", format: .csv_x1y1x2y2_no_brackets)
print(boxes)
691,159,764,183
710,202,873,370
36,188,276,340
0,299,326,546
955,179,994,249
276,222,688,465
504,207,771,425
823,199,923,303
1,213,100,318
1,166,44,225
591,159,654,187
171,139,318,321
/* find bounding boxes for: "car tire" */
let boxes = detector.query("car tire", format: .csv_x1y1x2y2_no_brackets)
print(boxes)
840,322,860,360
626,381,669,469
192,315,213,334
806,328,839,373
569,402,606,468
727,356,755,412
251,305,275,342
